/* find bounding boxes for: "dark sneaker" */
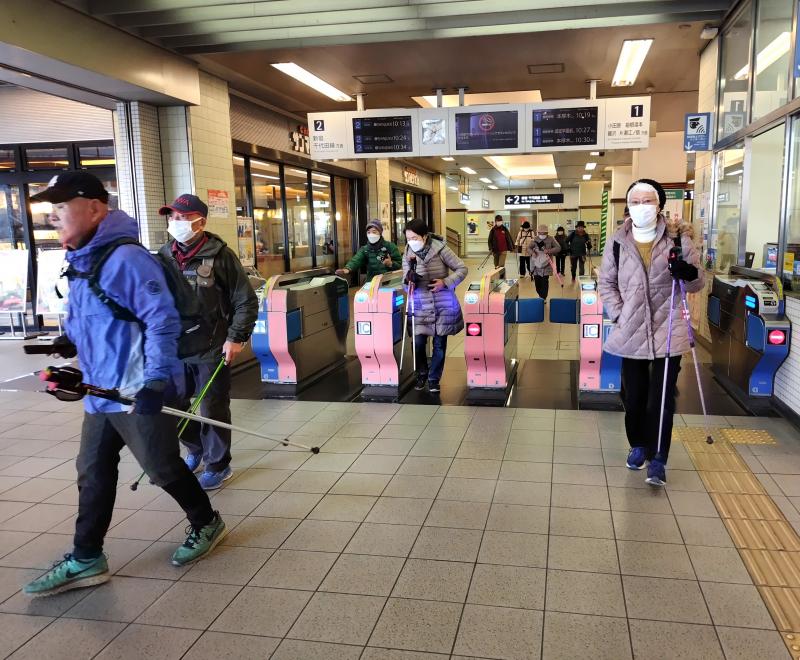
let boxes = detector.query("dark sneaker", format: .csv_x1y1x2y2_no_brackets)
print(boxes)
23,554,109,597
171,512,226,566
428,380,441,393
414,376,427,391
646,458,667,487
626,447,647,470
185,453,202,474
198,466,233,490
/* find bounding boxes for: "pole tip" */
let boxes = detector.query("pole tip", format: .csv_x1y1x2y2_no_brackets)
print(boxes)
312,447,320,454
130,483,138,491
706,435,714,444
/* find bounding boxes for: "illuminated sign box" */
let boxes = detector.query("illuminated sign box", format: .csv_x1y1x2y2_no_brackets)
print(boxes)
504,194,564,205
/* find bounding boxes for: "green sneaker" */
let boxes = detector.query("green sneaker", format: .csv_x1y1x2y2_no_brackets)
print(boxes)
171,512,226,566
23,554,109,597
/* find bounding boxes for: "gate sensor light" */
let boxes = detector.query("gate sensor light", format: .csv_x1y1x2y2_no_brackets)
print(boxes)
467,323,482,337
768,329,786,345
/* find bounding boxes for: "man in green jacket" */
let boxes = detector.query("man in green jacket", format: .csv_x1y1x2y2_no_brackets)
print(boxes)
336,219,402,281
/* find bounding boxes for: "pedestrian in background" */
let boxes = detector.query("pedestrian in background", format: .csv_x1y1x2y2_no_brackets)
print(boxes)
337,219,401,281
567,220,592,280
515,220,534,277
554,225,568,276
488,215,513,268
528,224,560,300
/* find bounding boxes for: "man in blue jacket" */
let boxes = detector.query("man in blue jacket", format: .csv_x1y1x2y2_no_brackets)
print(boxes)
22,172,225,597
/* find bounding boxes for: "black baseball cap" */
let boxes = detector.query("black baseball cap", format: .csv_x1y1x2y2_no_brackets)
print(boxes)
30,171,109,204
159,194,208,217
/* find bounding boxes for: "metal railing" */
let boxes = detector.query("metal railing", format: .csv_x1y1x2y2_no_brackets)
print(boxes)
446,227,463,256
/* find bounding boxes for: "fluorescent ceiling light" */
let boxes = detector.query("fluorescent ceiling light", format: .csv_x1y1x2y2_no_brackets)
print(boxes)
448,186,458,191
479,177,492,184
441,156,455,161
590,151,600,156
687,179,695,184
553,182,562,188
271,62,353,102
735,31,791,80
488,184,498,190
612,39,653,87
252,173,280,180
460,166,477,175
484,154,557,179
585,162,597,171
582,174,592,180
727,169,743,176
414,90,543,108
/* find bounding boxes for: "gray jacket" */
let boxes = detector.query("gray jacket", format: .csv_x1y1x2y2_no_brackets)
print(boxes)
598,217,704,360
527,235,560,276
403,237,468,336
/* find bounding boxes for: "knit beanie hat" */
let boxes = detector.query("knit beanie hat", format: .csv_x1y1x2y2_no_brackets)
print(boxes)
366,219,383,234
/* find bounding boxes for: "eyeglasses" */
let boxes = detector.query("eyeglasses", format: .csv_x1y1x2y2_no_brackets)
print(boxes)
628,199,658,207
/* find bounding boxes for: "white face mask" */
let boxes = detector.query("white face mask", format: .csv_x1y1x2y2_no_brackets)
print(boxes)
537,234,546,240
167,220,198,244
407,239,425,253
629,204,658,228
367,232,381,244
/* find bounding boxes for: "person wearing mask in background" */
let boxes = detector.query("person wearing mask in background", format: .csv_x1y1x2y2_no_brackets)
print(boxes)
403,219,468,393
599,178,703,487
336,219,401,281
22,174,224,597
515,220,534,278
567,220,593,281
488,214,514,268
554,226,568,277
528,224,560,300
159,194,258,490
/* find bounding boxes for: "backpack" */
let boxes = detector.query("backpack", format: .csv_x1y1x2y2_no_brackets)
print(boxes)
65,237,213,359
613,235,681,268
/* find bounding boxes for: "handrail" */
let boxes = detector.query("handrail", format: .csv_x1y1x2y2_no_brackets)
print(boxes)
446,227,463,256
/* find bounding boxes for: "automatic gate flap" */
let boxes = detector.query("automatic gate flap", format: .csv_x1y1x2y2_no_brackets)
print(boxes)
516,298,545,323
549,298,579,324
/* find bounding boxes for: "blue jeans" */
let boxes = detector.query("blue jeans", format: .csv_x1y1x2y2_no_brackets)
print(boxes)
414,334,448,383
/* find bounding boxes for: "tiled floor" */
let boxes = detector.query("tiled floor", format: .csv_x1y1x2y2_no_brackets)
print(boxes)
0,388,797,659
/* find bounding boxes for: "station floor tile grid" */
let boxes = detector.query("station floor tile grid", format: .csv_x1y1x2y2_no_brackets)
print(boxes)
0,389,798,658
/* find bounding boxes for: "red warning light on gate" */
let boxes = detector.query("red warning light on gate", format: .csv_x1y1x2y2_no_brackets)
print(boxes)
466,323,482,337
768,329,787,345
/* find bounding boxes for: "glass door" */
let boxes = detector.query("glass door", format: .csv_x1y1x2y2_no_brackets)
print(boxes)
311,172,334,269
393,188,407,248
284,167,313,272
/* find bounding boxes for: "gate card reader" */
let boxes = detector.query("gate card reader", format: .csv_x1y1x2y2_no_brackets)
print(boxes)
354,270,415,401
252,268,350,397
463,267,519,403
707,266,790,408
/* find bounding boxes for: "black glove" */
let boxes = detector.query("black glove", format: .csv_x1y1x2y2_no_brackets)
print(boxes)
405,270,420,285
669,259,698,281
535,240,545,250
53,335,77,358
133,386,164,415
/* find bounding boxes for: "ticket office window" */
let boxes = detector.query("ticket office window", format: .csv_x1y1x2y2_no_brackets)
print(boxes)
711,144,745,273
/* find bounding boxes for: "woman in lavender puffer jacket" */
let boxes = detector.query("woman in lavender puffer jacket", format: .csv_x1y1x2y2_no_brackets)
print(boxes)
598,178,704,487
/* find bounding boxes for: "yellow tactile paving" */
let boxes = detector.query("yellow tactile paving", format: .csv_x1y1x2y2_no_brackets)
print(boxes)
782,632,800,660
723,519,800,551
722,428,778,445
673,426,778,446
740,550,800,588
672,427,724,443
759,587,800,632
688,451,751,472
683,439,736,454
711,493,785,521
700,471,766,495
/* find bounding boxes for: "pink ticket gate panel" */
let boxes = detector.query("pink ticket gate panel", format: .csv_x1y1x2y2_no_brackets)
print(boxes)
251,268,350,397
463,267,519,404
354,270,415,401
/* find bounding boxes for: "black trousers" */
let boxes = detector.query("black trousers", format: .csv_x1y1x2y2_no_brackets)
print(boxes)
74,411,215,559
555,253,567,275
621,356,682,462
570,255,585,278
179,361,232,472
533,275,550,299
518,256,531,277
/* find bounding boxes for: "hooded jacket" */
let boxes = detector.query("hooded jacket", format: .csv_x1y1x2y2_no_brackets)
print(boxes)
402,237,467,336
598,216,704,359
64,210,180,413
344,237,402,279
488,224,514,254
159,232,258,364
515,226,535,255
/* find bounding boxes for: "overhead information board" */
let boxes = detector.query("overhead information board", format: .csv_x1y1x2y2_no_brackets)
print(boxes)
352,115,414,154
504,193,564,205
308,112,350,160
532,106,599,149
454,109,519,151
604,96,651,150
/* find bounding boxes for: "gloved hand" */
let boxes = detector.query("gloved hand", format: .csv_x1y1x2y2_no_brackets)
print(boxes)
405,270,420,285
669,259,698,281
52,335,77,358
133,386,164,415
535,240,545,250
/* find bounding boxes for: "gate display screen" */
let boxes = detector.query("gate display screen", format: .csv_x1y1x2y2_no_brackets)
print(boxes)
532,106,599,148
352,116,413,154
455,110,519,150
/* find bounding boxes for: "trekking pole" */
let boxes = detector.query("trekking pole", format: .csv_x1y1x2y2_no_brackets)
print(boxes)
550,255,564,288
399,280,414,373
478,252,491,269
677,279,714,445
656,277,678,462
410,281,417,367
130,356,226,491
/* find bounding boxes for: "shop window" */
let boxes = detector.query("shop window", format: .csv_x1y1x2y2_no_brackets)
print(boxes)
284,166,313,272
0,148,16,172
311,172,334,268
393,188,408,247
334,177,354,266
233,155,249,217
250,158,285,278
744,124,785,270
78,143,115,168
24,146,70,171
752,0,793,121
782,117,800,289
0,184,24,250
711,144,745,273
718,4,753,140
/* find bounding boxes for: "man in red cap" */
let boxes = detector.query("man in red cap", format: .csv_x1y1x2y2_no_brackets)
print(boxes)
159,194,258,490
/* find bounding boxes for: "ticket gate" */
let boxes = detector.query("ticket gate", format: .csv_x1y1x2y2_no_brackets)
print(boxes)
252,268,350,397
463,267,519,403
707,266,790,413
354,270,415,401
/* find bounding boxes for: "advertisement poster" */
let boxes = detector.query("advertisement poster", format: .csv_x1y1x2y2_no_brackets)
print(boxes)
0,249,28,313
455,110,519,151
35,249,68,315
207,189,230,219
237,217,255,267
